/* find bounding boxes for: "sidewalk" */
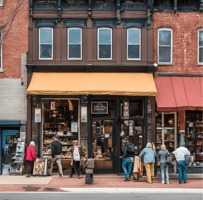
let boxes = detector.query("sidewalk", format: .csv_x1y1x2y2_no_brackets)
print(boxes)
0,175,202,192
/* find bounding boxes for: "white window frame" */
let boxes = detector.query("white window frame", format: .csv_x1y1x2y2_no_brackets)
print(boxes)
68,28,82,60
158,28,173,64
39,28,53,60
97,28,112,60
198,29,203,65
0,32,2,71
0,0,3,6
127,28,141,60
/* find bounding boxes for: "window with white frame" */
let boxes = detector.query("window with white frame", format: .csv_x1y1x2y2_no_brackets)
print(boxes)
98,28,112,60
0,0,3,6
158,28,172,64
39,28,53,59
0,32,2,70
68,28,82,60
198,30,203,64
127,28,141,60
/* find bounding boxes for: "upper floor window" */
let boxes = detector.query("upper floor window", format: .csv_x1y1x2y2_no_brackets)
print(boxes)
98,28,112,60
39,28,53,60
127,28,141,60
0,0,3,6
68,28,82,60
198,30,203,65
158,28,172,64
0,32,2,70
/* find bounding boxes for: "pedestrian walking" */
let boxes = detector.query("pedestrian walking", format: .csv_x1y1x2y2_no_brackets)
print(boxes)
25,141,36,177
172,143,190,184
158,144,169,184
48,135,63,177
138,142,156,183
120,136,135,181
68,140,82,179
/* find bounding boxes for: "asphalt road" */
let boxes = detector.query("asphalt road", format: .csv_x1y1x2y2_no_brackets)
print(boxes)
0,193,202,200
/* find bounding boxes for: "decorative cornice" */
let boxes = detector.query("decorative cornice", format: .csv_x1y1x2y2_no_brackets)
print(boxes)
63,18,87,28
122,19,146,28
92,18,117,28
34,18,59,27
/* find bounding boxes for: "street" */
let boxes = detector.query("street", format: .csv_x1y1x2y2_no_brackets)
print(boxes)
0,193,202,200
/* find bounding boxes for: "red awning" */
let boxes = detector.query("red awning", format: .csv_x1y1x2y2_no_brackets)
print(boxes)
155,76,203,111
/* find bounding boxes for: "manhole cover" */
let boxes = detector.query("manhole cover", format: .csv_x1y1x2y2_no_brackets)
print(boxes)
23,186,41,191
44,188,58,191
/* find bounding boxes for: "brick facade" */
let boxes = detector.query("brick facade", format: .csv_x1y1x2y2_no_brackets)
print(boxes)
154,12,203,74
0,0,29,79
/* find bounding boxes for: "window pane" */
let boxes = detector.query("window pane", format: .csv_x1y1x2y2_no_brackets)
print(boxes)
0,0,2,5
159,47,171,63
199,31,203,46
199,47,203,63
69,29,81,44
99,45,111,58
69,45,81,58
40,44,52,58
40,29,52,44
128,29,140,45
159,30,171,46
128,45,140,59
99,29,111,44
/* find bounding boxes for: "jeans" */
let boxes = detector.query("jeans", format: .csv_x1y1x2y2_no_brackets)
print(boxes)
71,161,80,176
28,161,34,175
122,157,133,179
160,163,169,183
177,161,187,183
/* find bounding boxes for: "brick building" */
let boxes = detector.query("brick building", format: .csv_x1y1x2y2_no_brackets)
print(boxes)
153,0,203,173
0,0,29,174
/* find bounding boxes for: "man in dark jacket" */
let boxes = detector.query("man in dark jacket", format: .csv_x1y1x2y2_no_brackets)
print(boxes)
120,136,134,181
48,135,63,177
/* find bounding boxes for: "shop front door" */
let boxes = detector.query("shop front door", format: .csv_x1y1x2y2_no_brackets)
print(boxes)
92,119,115,173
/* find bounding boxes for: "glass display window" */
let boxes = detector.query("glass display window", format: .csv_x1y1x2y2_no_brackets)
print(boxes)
42,99,80,159
186,111,203,166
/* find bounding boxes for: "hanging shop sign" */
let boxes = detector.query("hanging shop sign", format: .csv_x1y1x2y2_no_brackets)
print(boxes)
81,106,87,122
35,108,41,123
91,102,108,114
123,99,129,119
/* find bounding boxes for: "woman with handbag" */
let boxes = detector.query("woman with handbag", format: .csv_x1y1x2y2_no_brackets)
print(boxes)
158,144,169,184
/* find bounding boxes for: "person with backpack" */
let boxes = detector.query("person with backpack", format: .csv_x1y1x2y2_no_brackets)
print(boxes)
158,144,170,184
172,143,190,184
48,135,63,177
120,136,135,181
138,142,156,183
68,140,82,179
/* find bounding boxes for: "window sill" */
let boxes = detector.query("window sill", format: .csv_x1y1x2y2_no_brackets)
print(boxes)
158,63,173,66
0,6,4,9
197,64,203,67
0,69,4,73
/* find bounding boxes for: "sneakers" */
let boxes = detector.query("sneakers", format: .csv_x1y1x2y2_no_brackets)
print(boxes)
166,182,170,184
59,174,63,177
161,181,165,184
184,181,187,183
124,178,130,181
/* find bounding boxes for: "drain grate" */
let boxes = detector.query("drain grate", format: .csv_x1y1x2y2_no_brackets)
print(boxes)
44,188,58,191
23,186,41,191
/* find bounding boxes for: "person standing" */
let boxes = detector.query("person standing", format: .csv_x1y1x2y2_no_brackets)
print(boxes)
48,135,63,177
158,144,169,184
68,140,82,179
25,141,36,177
138,142,156,183
120,136,135,181
173,143,190,184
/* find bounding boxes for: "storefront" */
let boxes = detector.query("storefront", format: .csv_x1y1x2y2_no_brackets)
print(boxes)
155,76,203,174
27,72,157,174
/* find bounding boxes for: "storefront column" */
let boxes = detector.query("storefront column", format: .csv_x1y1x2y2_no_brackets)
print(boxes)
178,110,186,145
27,95,32,146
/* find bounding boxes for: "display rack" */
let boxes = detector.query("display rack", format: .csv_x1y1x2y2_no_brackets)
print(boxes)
33,158,48,176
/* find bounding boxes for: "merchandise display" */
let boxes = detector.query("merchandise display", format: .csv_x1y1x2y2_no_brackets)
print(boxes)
186,111,203,166
42,99,79,160
33,158,48,176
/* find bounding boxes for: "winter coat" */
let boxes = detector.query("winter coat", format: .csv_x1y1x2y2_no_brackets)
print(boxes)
25,146,36,161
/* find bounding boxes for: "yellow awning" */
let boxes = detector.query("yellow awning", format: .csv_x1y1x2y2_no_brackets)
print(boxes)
27,73,157,96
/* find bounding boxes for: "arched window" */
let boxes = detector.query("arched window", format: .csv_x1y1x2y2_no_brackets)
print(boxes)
158,28,173,64
127,28,141,60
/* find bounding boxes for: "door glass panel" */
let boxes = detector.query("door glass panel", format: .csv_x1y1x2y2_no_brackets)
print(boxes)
120,120,143,156
92,120,113,170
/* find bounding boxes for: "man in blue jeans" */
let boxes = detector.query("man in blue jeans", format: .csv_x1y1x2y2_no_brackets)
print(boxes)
173,143,190,184
120,136,134,181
